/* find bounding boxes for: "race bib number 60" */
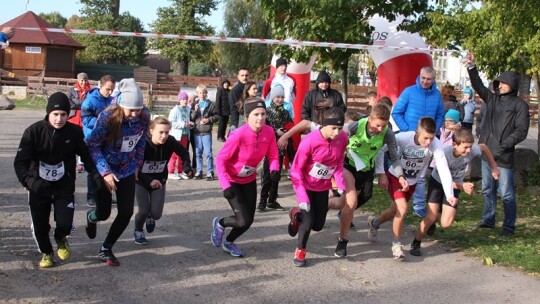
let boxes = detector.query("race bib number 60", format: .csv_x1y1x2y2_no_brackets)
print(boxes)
308,162,336,180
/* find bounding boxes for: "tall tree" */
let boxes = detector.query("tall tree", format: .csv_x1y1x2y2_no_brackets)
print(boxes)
218,0,272,78
149,0,217,75
38,12,67,28
260,0,431,100
76,0,146,65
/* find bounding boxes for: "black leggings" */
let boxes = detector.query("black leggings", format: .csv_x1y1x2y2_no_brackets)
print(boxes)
220,180,257,242
29,191,74,254
95,174,135,249
297,189,329,249
217,115,229,139
260,154,284,203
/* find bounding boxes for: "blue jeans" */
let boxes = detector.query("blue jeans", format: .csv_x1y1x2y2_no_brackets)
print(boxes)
482,159,516,231
412,175,426,212
195,134,214,174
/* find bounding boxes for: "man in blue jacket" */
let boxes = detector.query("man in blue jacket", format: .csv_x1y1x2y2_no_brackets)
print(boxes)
392,66,445,217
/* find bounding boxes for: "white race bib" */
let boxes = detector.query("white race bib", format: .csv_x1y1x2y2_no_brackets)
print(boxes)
308,162,336,180
401,157,424,179
39,161,65,181
238,165,256,177
120,132,143,152
141,160,167,174
347,149,366,171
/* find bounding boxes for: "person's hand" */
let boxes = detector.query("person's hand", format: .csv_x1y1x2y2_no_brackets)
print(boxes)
223,187,235,200
398,176,409,192
377,173,388,190
201,118,209,124
298,202,310,212
183,161,194,178
463,52,475,67
25,177,51,194
1,27,15,39
277,136,289,149
150,179,162,189
462,182,474,195
447,196,459,207
270,170,281,182
103,173,119,192
492,168,500,180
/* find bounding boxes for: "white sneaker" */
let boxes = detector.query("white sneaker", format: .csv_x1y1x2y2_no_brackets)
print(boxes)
392,242,405,260
168,173,181,180
177,172,189,180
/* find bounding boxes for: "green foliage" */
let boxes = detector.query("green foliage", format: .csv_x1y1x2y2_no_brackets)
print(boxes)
188,62,214,76
218,0,272,77
38,12,67,28
13,96,47,110
523,163,540,186
149,0,217,75
76,1,146,65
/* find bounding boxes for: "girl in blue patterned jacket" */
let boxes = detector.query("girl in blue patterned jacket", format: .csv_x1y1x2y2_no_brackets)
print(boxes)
85,78,150,266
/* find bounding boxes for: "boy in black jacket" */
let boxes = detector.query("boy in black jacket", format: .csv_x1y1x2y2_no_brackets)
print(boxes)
14,92,101,268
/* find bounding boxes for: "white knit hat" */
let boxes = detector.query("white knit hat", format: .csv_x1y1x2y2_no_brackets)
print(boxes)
116,78,143,109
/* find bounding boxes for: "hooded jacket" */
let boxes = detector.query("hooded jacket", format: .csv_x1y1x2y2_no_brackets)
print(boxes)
392,76,445,132
215,80,231,115
301,71,346,121
468,66,529,168
81,88,115,139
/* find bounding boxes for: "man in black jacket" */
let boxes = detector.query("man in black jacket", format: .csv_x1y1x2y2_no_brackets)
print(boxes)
14,92,101,267
301,71,346,121
229,68,250,131
215,80,231,142
465,53,530,237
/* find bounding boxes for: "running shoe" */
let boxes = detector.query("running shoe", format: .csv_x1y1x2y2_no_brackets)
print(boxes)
206,172,215,181
39,253,54,268
145,217,156,233
367,215,379,242
178,172,189,180
56,238,71,261
293,248,306,267
168,173,181,180
134,230,147,245
222,241,243,257
410,240,422,256
85,209,97,239
266,201,285,211
98,248,120,266
194,172,203,180
87,198,96,208
211,217,224,247
334,238,348,258
427,222,436,236
288,207,300,237
392,242,405,260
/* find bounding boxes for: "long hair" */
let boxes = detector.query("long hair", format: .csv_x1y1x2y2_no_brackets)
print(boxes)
237,81,257,114
105,105,148,146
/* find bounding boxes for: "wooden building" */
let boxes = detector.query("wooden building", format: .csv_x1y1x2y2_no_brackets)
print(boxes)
0,11,83,78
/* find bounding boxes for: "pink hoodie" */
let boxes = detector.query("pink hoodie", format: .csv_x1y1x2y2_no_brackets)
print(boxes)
216,124,279,189
290,129,348,204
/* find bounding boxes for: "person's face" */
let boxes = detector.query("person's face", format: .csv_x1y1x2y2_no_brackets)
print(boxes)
318,81,330,91
77,78,88,87
499,82,511,94
320,125,343,140
99,81,115,98
179,98,188,107
415,129,435,148
276,64,287,74
150,123,170,145
48,110,68,129
419,70,435,89
367,96,376,107
247,84,258,97
237,69,249,84
453,142,473,157
444,118,460,131
187,98,195,106
197,90,208,101
223,82,229,89
122,108,142,120
247,108,266,131
367,117,389,134
272,95,285,105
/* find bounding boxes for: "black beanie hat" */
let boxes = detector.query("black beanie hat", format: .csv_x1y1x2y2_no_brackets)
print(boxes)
276,57,288,68
46,92,71,115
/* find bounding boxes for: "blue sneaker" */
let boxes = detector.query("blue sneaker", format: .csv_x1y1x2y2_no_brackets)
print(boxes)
145,217,156,233
134,230,147,245
222,241,243,257
211,217,224,247
413,208,426,218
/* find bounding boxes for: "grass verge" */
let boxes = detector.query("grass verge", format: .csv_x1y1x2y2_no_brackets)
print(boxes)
361,185,540,276
12,96,48,110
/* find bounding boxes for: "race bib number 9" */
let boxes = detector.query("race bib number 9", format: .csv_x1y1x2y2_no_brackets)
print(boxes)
238,165,256,177
39,161,65,181
121,132,143,152
308,162,336,180
141,160,167,174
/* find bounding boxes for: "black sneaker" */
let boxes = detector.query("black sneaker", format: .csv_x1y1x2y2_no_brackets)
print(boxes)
206,172,214,181
256,199,267,213
87,198,96,207
476,222,494,229
194,172,203,180
98,248,120,266
85,209,96,239
498,228,514,238
334,238,348,258
410,240,422,256
427,222,436,236
266,201,285,211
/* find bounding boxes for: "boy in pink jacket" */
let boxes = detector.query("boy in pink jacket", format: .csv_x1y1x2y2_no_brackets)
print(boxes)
288,107,348,267
211,97,280,257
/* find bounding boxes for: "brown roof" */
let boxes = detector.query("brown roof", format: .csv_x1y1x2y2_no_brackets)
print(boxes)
0,11,83,49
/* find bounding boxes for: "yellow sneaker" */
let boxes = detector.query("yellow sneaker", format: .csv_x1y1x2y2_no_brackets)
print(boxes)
57,238,71,261
39,253,54,268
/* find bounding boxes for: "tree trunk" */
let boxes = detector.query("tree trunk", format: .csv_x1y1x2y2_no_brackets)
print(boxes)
519,67,531,98
341,59,349,104
180,57,189,75
111,0,121,19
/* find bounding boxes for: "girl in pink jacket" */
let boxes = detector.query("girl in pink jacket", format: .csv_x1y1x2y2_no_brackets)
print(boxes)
288,107,348,267
211,97,280,257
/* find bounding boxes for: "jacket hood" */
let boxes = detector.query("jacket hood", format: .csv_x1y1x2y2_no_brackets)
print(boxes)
463,87,473,96
415,75,438,93
494,72,519,96
316,71,332,86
